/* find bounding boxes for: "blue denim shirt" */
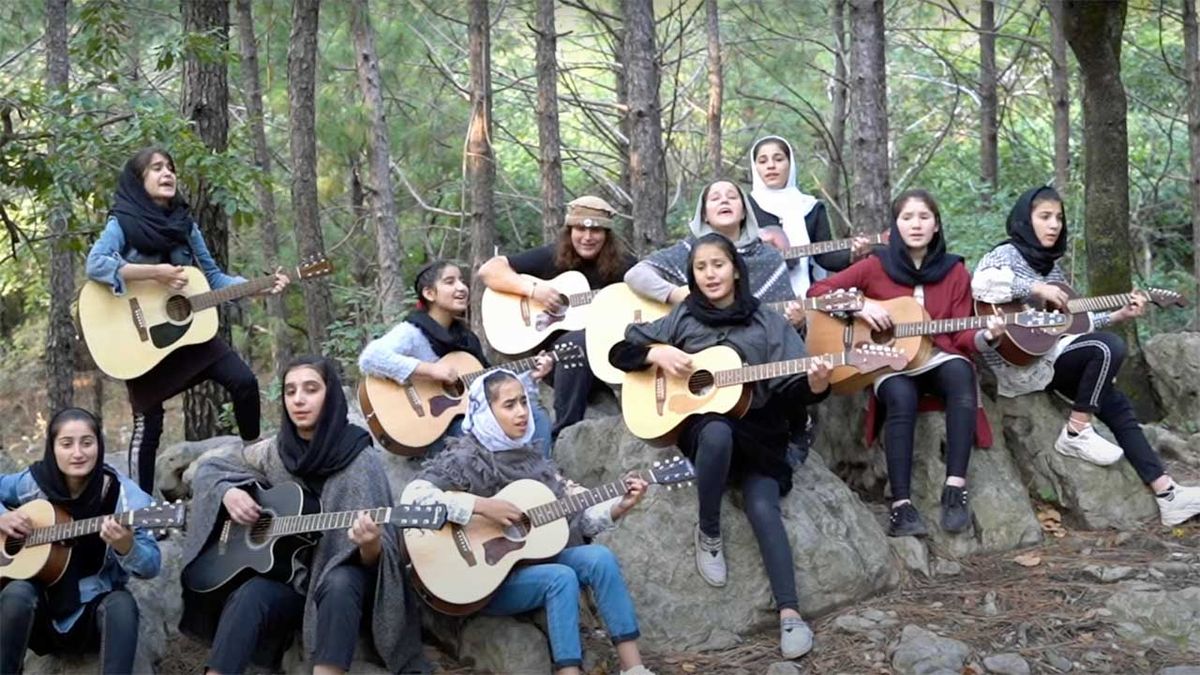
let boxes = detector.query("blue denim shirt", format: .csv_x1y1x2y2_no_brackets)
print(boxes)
85,216,245,295
0,466,163,632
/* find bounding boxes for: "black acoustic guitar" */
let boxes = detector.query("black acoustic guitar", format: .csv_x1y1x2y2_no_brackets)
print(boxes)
182,482,447,593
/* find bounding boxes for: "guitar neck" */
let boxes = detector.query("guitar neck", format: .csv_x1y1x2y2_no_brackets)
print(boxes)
265,507,394,537
25,510,138,547
781,232,885,261
525,472,648,527
763,297,821,313
190,274,279,312
894,314,996,338
566,289,600,308
716,352,848,387
462,355,541,386
1066,292,1135,314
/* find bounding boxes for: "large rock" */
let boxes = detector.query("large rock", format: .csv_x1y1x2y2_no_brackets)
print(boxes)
556,416,899,652
1144,332,1200,428
1105,583,1200,653
156,435,242,500
1142,424,1200,468
998,393,1158,529
889,624,970,675
456,616,554,673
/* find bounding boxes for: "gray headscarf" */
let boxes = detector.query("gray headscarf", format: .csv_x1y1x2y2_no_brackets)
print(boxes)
461,370,535,452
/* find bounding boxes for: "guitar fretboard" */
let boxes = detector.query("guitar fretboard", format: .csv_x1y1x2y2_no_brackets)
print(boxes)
567,289,602,307
763,296,830,314
461,355,541,387
893,315,996,338
263,506,422,537
715,352,847,387
189,274,281,312
1066,292,1137,314
526,471,650,527
24,510,139,547
781,233,886,261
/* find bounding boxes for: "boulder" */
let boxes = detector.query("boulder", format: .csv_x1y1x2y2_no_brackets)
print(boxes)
155,435,243,500
555,416,900,652
456,615,554,673
997,393,1157,529
983,652,1031,675
1105,583,1200,653
889,624,970,675
1142,424,1200,468
1144,332,1200,428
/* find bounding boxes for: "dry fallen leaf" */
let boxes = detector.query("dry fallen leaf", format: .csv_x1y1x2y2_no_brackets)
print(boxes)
1013,552,1042,567
681,664,697,673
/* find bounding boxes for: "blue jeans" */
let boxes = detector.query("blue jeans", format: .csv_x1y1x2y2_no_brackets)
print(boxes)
481,544,640,670
427,403,554,459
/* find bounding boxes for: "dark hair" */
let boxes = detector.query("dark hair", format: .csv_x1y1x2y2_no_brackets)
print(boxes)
412,260,460,311
1030,187,1064,210
688,232,738,270
891,189,943,229
554,224,628,285
282,355,329,386
481,370,522,404
752,137,791,161
129,146,177,178
48,407,102,445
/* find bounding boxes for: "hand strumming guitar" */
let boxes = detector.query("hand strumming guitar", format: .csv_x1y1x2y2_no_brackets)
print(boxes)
856,301,893,332
647,345,694,379
473,497,524,527
222,487,262,525
609,475,649,520
530,282,566,314
1030,282,1070,311
419,361,460,385
0,510,32,538
99,517,134,555
154,264,189,290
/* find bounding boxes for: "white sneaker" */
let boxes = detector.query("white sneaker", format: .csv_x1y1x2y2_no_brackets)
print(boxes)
620,666,656,675
1157,483,1200,527
1054,424,1123,466
694,524,727,587
781,616,814,659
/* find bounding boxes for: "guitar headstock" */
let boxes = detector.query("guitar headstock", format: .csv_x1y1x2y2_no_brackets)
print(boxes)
647,456,697,488
1013,309,1069,328
553,341,588,371
844,344,907,373
294,255,335,281
391,504,448,530
811,288,864,313
1144,287,1187,308
130,500,188,530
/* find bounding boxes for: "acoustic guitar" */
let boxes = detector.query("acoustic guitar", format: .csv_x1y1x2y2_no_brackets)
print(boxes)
806,296,1069,393
0,499,187,585
182,482,446,594
777,231,889,261
585,286,866,385
358,341,585,456
481,271,599,355
621,344,907,446
405,456,696,615
78,256,334,380
974,283,1187,366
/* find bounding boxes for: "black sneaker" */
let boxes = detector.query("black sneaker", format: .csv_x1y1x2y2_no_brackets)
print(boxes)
939,485,971,534
888,502,929,537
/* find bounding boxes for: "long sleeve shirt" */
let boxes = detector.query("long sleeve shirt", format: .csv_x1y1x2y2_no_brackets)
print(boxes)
85,217,245,295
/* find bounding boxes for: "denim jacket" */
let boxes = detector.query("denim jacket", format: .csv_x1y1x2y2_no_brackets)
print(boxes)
85,216,245,295
0,466,163,632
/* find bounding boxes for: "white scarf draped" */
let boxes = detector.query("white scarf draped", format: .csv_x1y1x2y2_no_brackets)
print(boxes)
462,369,536,452
749,135,819,295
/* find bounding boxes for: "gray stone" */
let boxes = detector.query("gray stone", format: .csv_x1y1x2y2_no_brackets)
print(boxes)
1046,651,1073,672
932,558,962,577
998,393,1158,530
0,450,19,474
1105,584,1200,653
889,536,932,578
156,435,242,500
766,662,805,675
890,624,970,675
1144,333,1200,428
1143,425,1200,468
456,616,553,673
1157,667,1200,675
1083,564,1135,583
984,652,1031,675
555,416,899,652
280,637,390,674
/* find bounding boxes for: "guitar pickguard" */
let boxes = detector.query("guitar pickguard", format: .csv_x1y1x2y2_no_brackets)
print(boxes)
428,395,462,417
149,320,193,349
533,311,566,332
482,536,525,565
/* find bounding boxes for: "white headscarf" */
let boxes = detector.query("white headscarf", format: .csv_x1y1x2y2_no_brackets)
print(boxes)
749,135,819,295
462,369,536,453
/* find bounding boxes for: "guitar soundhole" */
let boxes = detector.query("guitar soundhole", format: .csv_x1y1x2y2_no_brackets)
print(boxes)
247,514,274,546
686,370,715,396
442,380,465,398
869,327,896,345
165,295,193,322
3,538,25,556
502,515,532,541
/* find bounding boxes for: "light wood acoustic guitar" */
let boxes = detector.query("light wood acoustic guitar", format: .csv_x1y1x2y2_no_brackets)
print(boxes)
481,271,600,355
777,231,889,261
621,344,908,446
357,341,585,456
77,256,334,380
0,499,187,585
973,283,1187,366
585,286,866,385
806,296,1070,394
405,456,696,615
182,482,446,594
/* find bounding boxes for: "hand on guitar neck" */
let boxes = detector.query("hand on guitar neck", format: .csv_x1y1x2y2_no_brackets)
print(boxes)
472,474,651,527
1107,290,1149,324
1031,283,1149,324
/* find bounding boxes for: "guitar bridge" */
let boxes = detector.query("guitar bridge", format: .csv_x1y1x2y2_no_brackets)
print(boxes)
451,524,477,567
519,298,532,327
129,298,149,343
403,384,426,418
654,367,666,416
218,520,231,556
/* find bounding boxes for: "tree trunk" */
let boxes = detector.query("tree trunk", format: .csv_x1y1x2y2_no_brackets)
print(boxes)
350,0,405,322
235,0,290,377
1047,0,1070,197
1062,0,1157,418
622,0,668,254
45,0,74,412
534,0,565,244
826,0,849,236
467,0,496,338
288,0,334,352
704,0,722,180
1185,0,1200,330
614,29,633,241
979,0,998,204
847,0,891,233
181,0,232,440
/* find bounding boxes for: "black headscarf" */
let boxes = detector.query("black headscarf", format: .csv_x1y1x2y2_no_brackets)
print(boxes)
1002,186,1067,276
30,408,119,619
877,216,963,287
405,311,487,363
277,357,373,484
684,233,762,327
109,151,194,254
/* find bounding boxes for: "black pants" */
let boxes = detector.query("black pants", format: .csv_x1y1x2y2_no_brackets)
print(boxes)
130,351,260,493
207,565,372,674
877,359,977,502
0,581,139,675
692,417,799,612
1048,332,1166,485
548,330,601,441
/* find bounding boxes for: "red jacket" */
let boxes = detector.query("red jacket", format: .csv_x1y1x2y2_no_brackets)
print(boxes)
807,255,993,448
